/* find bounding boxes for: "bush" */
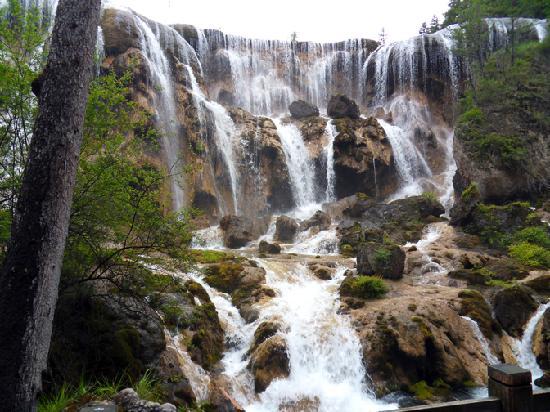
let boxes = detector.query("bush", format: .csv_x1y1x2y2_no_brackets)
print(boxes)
512,226,550,249
509,242,550,268
343,275,388,299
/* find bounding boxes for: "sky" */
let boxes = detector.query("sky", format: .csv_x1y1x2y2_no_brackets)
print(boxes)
105,0,450,43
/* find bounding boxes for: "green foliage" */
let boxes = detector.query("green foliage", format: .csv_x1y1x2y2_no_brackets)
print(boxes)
421,191,438,203
409,380,434,401
512,226,550,248
345,275,388,299
0,0,48,224
461,182,480,202
134,370,163,402
509,241,550,268
190,249,233,264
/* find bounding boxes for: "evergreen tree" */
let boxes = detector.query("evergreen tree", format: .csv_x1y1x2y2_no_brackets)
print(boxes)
429,15,441,33
419,22,428,35
379,27,387,45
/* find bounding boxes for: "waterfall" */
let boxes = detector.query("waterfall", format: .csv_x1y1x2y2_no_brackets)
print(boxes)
513,302,550,382
274,119,316,210
183,65,241,214
324,120,337,202
461,316,499,365
133,15,185,211
244,261,396,412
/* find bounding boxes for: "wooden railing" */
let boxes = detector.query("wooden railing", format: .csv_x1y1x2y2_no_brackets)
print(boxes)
384,364,550,412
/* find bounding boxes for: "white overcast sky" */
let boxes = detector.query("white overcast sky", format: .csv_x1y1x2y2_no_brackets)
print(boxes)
105,0,450,43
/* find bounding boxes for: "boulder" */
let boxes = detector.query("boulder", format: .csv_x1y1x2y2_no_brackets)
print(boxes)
289,100,319,119
220,215,269,249
248,335,290,393
259,240,282,254
274,216,299,242
308,263,334,280
493,285,538,337
114,388,176,412
101,9,140,56
534,372,550,388
301,210,331,232
328,95,360,119
357,242,405,280
251,320,284,353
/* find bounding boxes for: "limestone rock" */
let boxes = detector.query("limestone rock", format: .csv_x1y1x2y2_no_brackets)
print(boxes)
114,388,176,412
357,242,405,280
248,335,290,393
259,240,282,254
328,95,360,119
274,216,299,242
301,210,331,232
493,285,538,337
289,100,319,119
219,215,269,249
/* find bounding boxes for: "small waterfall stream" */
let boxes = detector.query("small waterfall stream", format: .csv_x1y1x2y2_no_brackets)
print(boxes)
324,120,337,202
513,302,550,382
461,316,499,366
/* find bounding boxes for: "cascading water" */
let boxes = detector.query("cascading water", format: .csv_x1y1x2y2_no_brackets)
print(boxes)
274,119,317,210
461,316,499,365
133,15,185,211
513,302,550,383
243,261,396,412
324,119,337,202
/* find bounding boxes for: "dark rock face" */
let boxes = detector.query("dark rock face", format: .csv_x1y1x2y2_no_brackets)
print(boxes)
493,285,537,337
114,388,176,411
337,195,445,256
274,216,299,242
48,294,165,384
357,242,405,280
259,240,282,254
248,335,290,393
301,210,331,232
328,95,360,119
289,100,319,119
332,117,398,199
219,215,269,248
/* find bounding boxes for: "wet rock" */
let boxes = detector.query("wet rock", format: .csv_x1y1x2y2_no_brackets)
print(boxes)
333,117,397,199
289,100,319,119
357,242,405,280
114,388,176,412
308,263,335,280
209,386,246,412
301,210,331,232
155,346,196,406
219,215,269,249
534,372,550,388
458,289,501,339
101,9,140,56
493,285,538,337
251,320,284,353
328,95,360,119
248,335,290,393
274,216,299,242
525,274,550,294
259,240,281,254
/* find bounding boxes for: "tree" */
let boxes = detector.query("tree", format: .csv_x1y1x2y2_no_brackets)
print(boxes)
429,15,441,33
0,0,102,410
419,22,428,35
379,27,387,45
291,31,297,43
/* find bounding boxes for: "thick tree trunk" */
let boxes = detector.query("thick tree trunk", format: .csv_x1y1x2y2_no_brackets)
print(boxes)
0,0,101,410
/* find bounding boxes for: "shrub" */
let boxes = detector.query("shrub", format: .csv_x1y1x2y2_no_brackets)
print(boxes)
344,275,388,299
421,191,438,203
373,248,392,266
512,226,550,249
461,183,479,202
509,242,550,268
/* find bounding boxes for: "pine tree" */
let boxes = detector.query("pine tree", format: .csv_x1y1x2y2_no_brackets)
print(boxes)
419,22,428,35
429,15,441,33
379,27,387,45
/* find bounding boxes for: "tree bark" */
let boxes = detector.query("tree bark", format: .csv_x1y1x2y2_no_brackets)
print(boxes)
0,0,101,410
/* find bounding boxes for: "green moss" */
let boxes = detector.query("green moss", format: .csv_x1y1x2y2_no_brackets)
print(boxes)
204,262,244,293
421,191,438,203
512,226,550,249
190,249,234,264
340,243,355,257
409,381,434,401
458,289,501,338
461,183,480,202
411,317,433,338
373,248,392,266
356,192,369,201
341,275,388,299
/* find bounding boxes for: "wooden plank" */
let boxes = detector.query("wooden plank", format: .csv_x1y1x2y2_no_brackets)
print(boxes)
383,397,501,412
489,364,532,386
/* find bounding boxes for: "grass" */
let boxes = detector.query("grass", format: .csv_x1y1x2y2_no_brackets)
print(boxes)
344,275,388,299
509,241,550,269
190,249,233,264
38,372,158,412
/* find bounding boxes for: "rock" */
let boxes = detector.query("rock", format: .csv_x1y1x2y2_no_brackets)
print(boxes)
458,289,501,339
220,215,269,249
328,95,360,119
332,117,398,199
274,216,299,242
101,9,140,56
259,240,281,254
114,388,177,412
534,372,550,388
209,386,246,412
251,320,284,353
525,274,550,293
248,335,290,393
308,263,334,280
289,100,319,119
301,210,331,232
357,242,405,280
493,285,538,337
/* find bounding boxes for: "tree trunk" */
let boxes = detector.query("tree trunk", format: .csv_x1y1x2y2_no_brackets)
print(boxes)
0,0,101,410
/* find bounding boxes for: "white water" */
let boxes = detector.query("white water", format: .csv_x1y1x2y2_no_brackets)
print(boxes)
513,302,550,382
191,225,225,250
461,316,499,365
243,261,396,412
133,15,185,211
274,119,317,209
324,120,337,202
287,227,339,255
